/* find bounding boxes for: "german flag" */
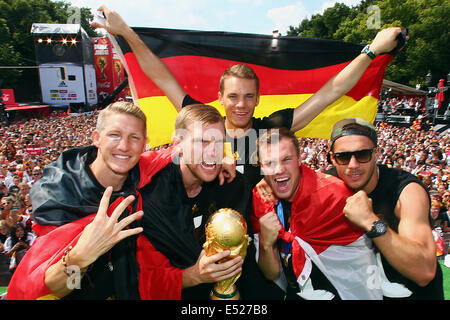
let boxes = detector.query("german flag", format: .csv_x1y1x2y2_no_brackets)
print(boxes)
112,28,392,147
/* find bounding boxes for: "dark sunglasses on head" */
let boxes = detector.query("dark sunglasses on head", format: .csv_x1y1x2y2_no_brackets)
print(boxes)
332,148,375,165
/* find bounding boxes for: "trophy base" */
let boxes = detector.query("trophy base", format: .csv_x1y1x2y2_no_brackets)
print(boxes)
210,287,240,300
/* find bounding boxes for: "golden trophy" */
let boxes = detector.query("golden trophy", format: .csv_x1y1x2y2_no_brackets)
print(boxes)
203,208,249,300
97,57,107,80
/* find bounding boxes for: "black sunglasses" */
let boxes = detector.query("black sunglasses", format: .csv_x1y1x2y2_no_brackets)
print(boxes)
332,148,375,165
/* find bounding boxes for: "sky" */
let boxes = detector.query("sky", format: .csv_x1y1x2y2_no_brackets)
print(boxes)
62,0,362,35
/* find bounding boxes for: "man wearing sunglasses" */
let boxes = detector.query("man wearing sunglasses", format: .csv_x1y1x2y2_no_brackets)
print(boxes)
327,117,444,300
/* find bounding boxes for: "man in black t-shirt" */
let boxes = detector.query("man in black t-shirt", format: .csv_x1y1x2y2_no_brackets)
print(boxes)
327,117,444,300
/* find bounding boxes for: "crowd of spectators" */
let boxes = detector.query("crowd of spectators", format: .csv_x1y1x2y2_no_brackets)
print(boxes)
378,95,450,130
0,105,449,275
378,96,425,115
0,111,97,273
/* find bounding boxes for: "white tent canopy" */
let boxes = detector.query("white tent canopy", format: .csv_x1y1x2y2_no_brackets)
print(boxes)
382,79,427,96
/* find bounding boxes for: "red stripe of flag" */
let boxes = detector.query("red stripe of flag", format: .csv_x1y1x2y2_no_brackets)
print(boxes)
124,53,392,103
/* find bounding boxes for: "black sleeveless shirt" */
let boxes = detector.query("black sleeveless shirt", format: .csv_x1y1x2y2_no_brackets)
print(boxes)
328,165,443,300
369,165,443,300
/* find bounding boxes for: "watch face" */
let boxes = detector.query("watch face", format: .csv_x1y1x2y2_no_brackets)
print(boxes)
362,44,375,59
367,220,387,238
375,221,386,233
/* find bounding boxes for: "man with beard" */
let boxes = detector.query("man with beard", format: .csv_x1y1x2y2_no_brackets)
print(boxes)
328,117,444,299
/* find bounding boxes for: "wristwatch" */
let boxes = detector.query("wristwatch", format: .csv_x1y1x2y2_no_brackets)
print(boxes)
361,44,377,60
366,219,387,238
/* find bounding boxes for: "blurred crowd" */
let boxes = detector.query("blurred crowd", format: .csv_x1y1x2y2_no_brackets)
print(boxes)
0,111,97,273
378,96,425,115
0,109,449,273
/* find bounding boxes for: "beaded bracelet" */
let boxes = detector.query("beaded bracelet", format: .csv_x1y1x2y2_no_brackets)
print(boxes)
62,246,73,276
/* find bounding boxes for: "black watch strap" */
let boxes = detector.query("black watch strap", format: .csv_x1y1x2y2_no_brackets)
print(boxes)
361,44,376,60
366,219,387,239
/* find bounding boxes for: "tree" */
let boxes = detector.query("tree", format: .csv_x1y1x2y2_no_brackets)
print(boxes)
0,0,98,100
286,0,450,88
287,3,352,39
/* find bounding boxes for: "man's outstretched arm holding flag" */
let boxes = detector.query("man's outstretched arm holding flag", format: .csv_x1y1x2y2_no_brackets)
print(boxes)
92,6,405,134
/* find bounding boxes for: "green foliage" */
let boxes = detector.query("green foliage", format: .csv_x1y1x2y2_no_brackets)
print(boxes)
287,3,353,39
287,0,450,87
0,0,98,99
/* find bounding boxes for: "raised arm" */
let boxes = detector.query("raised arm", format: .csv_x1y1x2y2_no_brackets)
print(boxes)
290,27,404,132
91,6,186,111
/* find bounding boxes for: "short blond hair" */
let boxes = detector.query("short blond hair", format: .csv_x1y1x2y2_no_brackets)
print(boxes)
175,104,224,134
97,101,147,134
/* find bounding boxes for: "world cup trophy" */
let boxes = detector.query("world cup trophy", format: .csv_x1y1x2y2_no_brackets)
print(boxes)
203,208,249,300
